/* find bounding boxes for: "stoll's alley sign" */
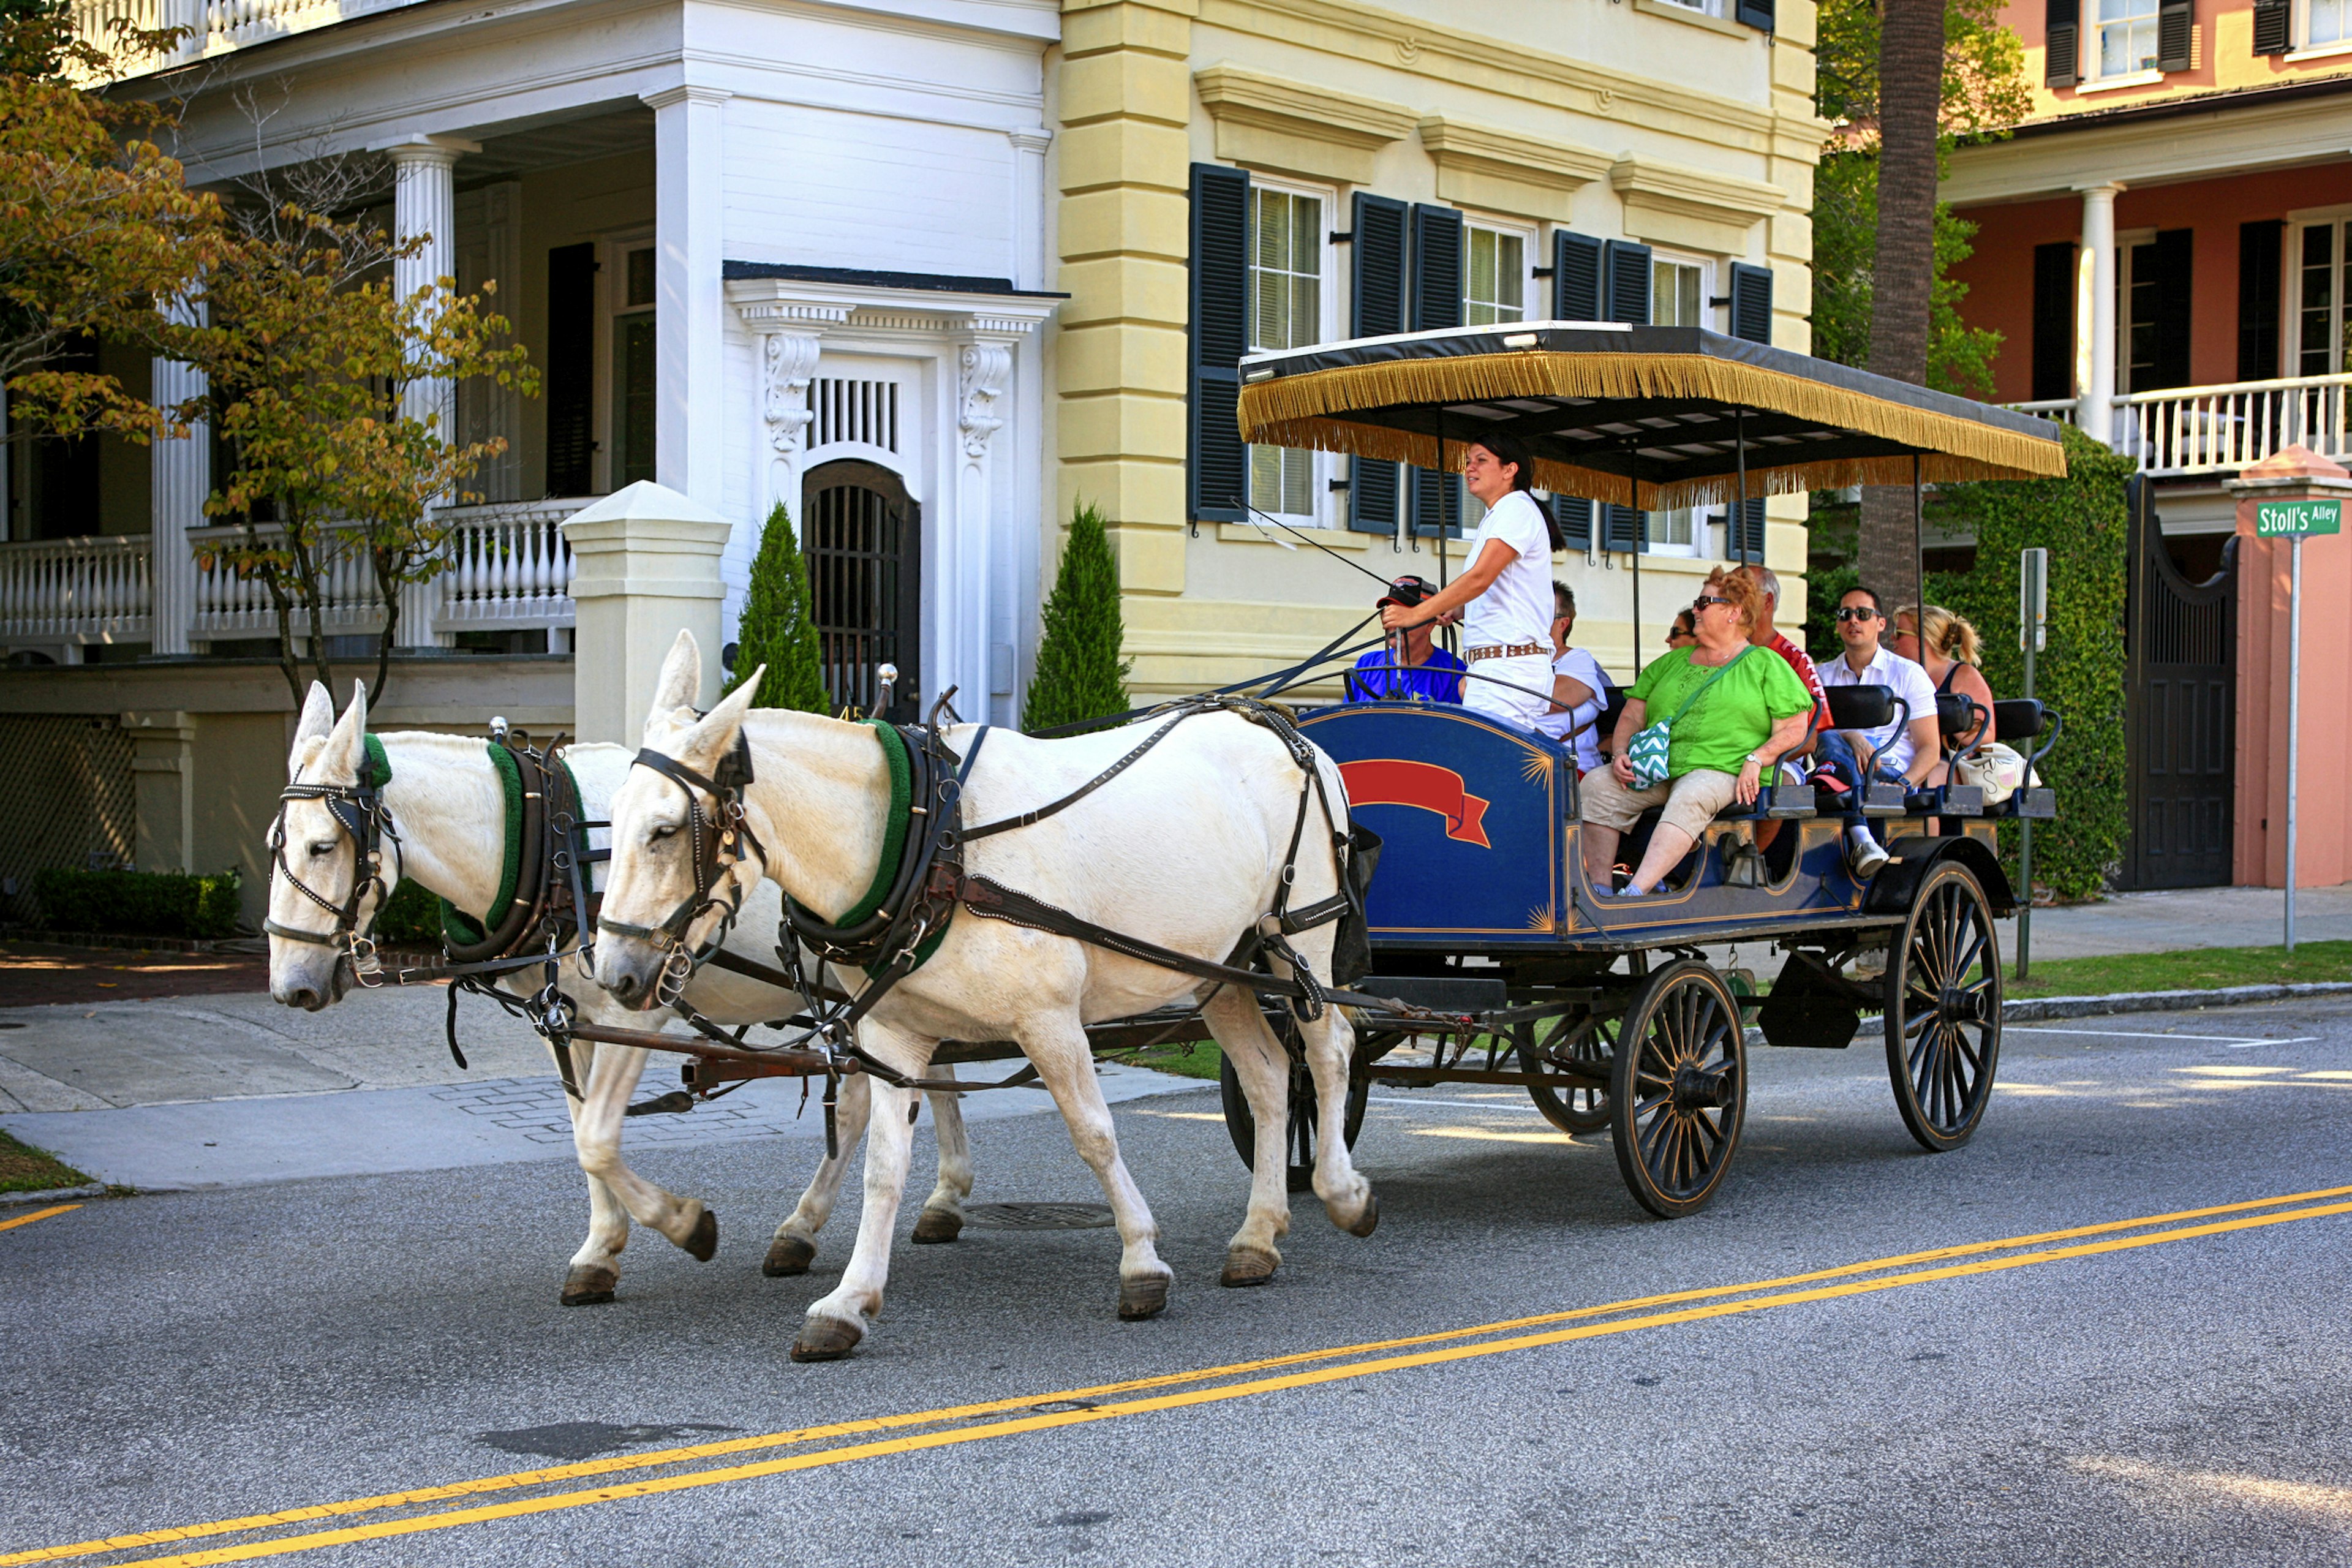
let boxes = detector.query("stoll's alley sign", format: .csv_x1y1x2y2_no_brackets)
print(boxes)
2256,497,2343,536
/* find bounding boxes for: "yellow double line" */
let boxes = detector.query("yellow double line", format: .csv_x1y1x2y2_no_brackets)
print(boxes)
13,1183,2352,1568
0,1205,79,1234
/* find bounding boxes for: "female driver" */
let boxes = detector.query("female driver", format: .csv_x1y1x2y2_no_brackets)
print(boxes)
1377,430,1564,730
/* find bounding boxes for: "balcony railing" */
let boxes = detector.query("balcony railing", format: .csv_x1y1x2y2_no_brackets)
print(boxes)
2011,374,2352,478
0,503,576,658
0,534,153,646
70,0,418,73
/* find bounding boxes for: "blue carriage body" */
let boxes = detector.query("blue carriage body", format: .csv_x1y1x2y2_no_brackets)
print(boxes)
1295,703,1951,957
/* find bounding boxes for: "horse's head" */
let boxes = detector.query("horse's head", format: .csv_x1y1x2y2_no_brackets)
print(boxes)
594,631,767,1008
268,680,389,1011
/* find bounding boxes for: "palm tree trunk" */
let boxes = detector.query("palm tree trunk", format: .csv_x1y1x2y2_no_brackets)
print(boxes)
1858,0,1946,603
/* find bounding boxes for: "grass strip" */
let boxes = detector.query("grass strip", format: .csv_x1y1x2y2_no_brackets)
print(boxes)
2004,940,2352,999
0,1128,89,1194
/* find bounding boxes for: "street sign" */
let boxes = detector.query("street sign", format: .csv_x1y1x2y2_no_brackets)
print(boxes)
2256,498,2342,536
2019,547,2047,654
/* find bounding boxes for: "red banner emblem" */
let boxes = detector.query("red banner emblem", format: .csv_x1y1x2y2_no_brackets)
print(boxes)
1339,760,1492,848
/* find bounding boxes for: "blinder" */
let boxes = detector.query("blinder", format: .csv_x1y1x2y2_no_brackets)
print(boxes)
598,729,764,1000
265,764,402,979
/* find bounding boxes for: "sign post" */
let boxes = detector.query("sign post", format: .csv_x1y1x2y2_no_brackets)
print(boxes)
2016,548,2048,978
2255,496,2342,952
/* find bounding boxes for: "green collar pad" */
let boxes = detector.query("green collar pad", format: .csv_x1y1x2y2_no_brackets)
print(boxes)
361,733,392,790
832,720,912,929
440,741,524,946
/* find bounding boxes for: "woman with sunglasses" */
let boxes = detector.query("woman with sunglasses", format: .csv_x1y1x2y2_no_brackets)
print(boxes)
1378,430,1564,731
1580,568,1814,898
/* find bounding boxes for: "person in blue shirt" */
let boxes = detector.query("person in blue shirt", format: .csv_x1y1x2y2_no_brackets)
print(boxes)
1345,575,1466,704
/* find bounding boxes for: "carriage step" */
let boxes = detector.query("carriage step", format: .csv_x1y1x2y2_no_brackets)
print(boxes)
1357,974,1510,1014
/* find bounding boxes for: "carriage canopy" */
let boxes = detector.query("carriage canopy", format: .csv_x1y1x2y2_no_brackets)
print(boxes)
1235,324,2068,514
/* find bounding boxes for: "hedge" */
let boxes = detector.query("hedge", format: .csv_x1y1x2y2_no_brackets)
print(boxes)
372,878,443,948
1930,424,2132,901
1023,500,1131,734
32,867,243,940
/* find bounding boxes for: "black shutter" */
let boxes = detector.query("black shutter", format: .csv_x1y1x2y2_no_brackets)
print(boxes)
1728,262,1773,343
2046,0,2080,85
2252,0,2290,54
1410,204,1463,537
1604,505,1646,552
2239,220,2284,382
1558,496,1593,551
1603,239,1652,325
1188,163,1250,525
1553,230,1603,320
2031,242,2076,402
1725,499,1765,560
2146,228,2194,391
1350,194,1409,535
1736,0,1774,30
2158,0,2192,70
545,243,597,496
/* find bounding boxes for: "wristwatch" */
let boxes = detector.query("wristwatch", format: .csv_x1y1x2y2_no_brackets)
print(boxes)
1746,751,1770,768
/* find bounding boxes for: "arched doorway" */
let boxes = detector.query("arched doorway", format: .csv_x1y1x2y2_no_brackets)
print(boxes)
802,459,921,720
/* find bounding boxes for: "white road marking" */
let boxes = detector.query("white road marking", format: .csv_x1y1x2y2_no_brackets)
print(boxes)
1367,1095,1547,1112
2008,1026,2318,1049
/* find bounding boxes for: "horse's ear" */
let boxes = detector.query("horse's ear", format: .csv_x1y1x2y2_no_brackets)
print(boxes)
672,670,761,776
318,681,368,782
643,631,701,738
288,682,335,776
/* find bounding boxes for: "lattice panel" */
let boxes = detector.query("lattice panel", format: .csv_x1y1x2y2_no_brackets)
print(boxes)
0,714,134,919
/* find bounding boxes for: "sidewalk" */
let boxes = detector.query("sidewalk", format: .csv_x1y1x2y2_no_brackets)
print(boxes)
0,982,1196,1191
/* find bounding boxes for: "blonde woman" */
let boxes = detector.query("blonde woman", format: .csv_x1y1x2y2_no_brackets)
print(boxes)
1894,603,1997,766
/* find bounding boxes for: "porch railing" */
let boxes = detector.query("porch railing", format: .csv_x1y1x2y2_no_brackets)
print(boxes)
71,0,415,69
0,504,575,655
0,534,153,645
2010,374,2352,477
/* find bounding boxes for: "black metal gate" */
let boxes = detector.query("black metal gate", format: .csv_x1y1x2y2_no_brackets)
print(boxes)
2123,477,2236,889
803,459,921,721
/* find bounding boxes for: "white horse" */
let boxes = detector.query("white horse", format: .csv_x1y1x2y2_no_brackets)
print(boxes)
594,633,1377,1361
265,680,977,1303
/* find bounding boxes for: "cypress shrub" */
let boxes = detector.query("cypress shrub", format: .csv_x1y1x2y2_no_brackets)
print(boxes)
723,501,829,712
32,867,243,939
1932,424,2131,901
1023,501,1131,733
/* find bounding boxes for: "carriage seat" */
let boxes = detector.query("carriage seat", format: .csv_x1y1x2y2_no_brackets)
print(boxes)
1989,698,2061,819
1822,686,1909,817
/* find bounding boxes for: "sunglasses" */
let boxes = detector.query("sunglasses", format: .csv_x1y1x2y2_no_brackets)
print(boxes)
1691,595,1732,612
1834,606,1882,622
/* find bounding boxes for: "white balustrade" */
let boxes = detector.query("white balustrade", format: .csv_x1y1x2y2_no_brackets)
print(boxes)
2113,374,2352,478
432,501,579,633
0,534,154,647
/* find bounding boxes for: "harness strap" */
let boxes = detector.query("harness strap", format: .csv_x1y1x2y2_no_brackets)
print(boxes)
951,870,1343,1000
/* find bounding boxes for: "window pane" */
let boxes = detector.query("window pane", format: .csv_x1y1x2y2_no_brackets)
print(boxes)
2318,0,2348,45
1496,234,1523,315
625,249,655,309
2302,224,2335,377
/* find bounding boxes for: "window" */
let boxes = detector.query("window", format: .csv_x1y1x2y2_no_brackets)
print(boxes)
1650,257,1709,328
1462,225,1528,326
1247,185,1327,522
2307,0,2352,46
2296,220,2342,376
2095,0,2160,75
610,243,656,490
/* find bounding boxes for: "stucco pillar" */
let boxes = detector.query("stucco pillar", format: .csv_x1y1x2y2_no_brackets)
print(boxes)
560,481,731,745
2076,183,2123,445
122,710,195,874
646,85,731,521
1056,0,1195,604
381,134,479,649
149,301,206,657
2225,445,2352,889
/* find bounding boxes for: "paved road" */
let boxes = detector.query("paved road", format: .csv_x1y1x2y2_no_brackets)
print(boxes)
9,998,2352,1567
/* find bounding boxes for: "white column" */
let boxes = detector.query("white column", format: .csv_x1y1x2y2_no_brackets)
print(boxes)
2076,182,2124,445
646,86,731,517
380,134,478,647
149,300,206,656
1007,129,1052,292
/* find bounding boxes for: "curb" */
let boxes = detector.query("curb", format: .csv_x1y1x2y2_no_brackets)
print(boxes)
2000,981,2352,1021
1,1182,107,1205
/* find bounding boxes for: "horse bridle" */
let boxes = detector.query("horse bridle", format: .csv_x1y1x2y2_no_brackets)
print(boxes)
595,732,764,1004
265,763,402,980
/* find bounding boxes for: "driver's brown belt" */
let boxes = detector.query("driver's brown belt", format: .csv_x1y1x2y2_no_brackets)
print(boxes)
1464,643,1545,662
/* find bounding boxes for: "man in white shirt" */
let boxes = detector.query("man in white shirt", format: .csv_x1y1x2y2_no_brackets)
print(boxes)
1534,581,1613,772
1817,584,1939,876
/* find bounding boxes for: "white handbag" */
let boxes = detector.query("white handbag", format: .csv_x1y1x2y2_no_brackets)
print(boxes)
1955,741,2034,805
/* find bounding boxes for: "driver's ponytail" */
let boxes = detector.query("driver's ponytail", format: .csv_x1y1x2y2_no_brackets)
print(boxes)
1465,430,1563,552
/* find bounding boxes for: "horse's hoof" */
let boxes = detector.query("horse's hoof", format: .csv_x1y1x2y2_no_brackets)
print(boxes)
1118,1274,1170,1321
560,1264,617,1306
790,1317,864,1362
681,1207,718,1262
763,1234,816,1277
1338,1191,1380,1238
1219,1245,1280,1287
910,1208,963,1245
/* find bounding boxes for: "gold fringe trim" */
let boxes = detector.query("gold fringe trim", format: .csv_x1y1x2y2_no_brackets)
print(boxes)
1237,352,2068,507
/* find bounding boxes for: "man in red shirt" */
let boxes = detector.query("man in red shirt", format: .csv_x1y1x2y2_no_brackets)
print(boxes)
1734,564,1829,853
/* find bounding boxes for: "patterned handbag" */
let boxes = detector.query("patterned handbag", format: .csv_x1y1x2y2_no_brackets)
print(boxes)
1625,649,1750,788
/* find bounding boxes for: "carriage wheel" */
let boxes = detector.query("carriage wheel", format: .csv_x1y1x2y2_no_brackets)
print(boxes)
1883,860,2003,1152
1607,960,1747,1219
1523,1014,1613,1134
1219,1052,1369,1193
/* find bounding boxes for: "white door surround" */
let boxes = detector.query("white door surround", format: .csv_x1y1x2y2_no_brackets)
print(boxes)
726,274,1055,723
